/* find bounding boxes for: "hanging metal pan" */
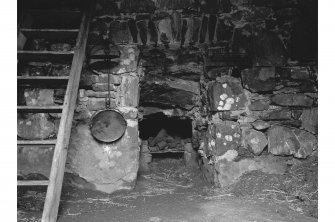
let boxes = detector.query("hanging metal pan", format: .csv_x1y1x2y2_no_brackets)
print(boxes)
90,108,127,143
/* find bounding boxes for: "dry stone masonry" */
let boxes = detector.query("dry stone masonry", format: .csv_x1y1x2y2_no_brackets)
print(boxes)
18,0,317,192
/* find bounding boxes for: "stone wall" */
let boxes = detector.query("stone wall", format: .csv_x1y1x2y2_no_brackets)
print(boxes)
18,0,317,192
200,67,317,187
85,0,317,188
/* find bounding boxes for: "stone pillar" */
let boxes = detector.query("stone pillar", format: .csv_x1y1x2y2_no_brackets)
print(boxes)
66,45,141,193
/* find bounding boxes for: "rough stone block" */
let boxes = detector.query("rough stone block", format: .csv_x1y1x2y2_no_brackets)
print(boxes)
118,46,139,73
24,89,54,106
252,29,287,66
118,75,139,107
267,126,317,158
205,67,230,80
266,108,292,120
67,120,139,193
251,120,270,130
241,67,277,92
136,20,148,45
158,18,173,45
109,20,131,44
199,15,208,43
249,99,270,111
171,11,182,42
267,126,299,156
87,98,116,111
92,83,118,92
293,128,318,158
128,19,138,43
277,67,310,80
208,76,248,111
17,146,54,178
17,113,56,140
243,129,268,155
271,93,314,107
85,90,117,98
148,20,158,44
140,76,199,110
90,74,122,85
208,121,241,156
301,107,318,134
216,17,234,42
208,15,217,43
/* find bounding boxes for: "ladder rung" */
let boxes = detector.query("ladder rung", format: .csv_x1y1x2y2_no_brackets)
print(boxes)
18,50,74,63
149,150,185,154
26,10,82,29
20,28,79,41
17,180,49,186
17,139,57,145
17,76,69,81
17,105,63,112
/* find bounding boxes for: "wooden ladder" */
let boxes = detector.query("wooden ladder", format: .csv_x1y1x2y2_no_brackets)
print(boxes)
17,1,95,221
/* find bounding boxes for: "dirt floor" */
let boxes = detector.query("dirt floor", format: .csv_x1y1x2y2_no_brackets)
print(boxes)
18,156,318,222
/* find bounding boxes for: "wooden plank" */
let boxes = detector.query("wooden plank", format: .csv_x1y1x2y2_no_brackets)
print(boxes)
17,106,63,113
18,140,57,145
18,180,49,186
18,50,74,63
21,29,79,41
41,1,95,222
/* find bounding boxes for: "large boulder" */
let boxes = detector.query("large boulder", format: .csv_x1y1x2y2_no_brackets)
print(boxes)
267,126,317,158
66,119,139,193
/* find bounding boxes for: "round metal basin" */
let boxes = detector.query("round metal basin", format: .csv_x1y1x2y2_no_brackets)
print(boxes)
90,109,127,143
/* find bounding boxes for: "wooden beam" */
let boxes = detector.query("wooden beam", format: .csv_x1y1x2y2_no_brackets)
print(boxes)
41,1,94,222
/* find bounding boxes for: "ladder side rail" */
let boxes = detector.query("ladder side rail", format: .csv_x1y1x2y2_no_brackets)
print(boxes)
41,1,95,221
